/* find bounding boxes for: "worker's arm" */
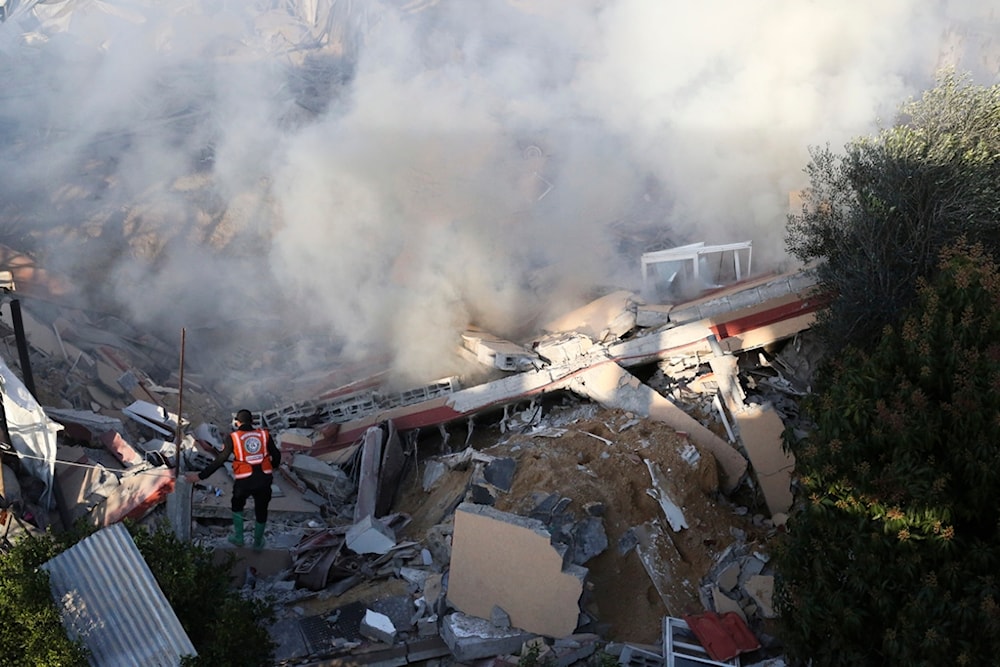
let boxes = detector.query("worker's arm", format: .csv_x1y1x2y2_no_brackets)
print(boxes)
184,435,233,483
267,430,282,469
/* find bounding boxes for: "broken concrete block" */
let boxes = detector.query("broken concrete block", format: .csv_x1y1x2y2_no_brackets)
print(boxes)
716,562,740,592
483,457,516,492
360,609,397,645
290,453,344,482
354,426,383,522
423,573,443,609
569,517,608,565
417,617,439,638
424,523,452,566
346,515,396,555
422,460,447,491
441,612,535,663
711,586,747,621
447,503,587,638
738,556,766,588
492,605,511,629
633,520,697,617
399,567,430,590
743,575,775,618
372,595,416,634
541,290,638,343
469,482,498,506
278,429,316,451
551,633,599,667
462,328,541,371
566,362,747,492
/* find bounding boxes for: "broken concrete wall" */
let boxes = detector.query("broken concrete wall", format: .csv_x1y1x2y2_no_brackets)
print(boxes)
733,404,795,516
447,502,586,638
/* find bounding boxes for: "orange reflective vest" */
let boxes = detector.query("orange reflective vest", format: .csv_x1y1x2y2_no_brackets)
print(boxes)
230,429,273,479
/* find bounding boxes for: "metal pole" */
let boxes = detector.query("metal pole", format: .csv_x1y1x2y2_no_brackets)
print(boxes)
168,327,192,542
175,327,186,473
8,299,36,399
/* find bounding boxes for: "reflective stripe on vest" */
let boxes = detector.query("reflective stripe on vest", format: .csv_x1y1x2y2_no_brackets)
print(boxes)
231,429,273,479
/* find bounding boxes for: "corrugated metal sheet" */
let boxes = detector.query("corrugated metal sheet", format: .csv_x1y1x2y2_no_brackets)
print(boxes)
41,522,197,666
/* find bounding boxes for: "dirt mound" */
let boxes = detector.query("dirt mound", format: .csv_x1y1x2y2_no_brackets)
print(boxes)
394,402,766,644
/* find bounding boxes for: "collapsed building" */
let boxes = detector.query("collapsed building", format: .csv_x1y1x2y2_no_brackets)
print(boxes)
0,238,822,666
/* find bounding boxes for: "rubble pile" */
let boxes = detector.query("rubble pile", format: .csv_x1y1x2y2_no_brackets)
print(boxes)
0,242,823,665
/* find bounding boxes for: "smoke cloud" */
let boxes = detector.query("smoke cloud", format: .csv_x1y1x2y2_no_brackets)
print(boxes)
0,0,995,398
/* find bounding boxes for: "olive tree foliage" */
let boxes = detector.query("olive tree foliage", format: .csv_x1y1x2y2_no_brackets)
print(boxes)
773,242,1000,666
785,71,1000,351
0,520,274,667
0,526,89,667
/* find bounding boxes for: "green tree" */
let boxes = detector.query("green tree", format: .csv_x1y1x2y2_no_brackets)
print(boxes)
0,528,89,667
786,71,1000,351
131,521,276,667
773,241,1000,666
0,520,274,667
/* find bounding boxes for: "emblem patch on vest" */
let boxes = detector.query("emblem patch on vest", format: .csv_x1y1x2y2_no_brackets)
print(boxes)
243,435,263,454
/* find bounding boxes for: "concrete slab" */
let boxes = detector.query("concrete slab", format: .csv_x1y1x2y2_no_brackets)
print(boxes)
190,468,320,520
743,574,775,618
213,547,294,585
711,586,746,621
354,426,383,522
441,612,535,662
541,290,638,343
447,502,586,638
734,404,795,515
568,362,747,492
361,609,397,645
633,519,699,617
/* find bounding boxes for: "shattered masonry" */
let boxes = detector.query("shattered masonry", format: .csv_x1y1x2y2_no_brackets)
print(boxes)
0,243,818,664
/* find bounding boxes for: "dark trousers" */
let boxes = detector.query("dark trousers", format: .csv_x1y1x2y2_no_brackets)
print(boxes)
231,474,273,524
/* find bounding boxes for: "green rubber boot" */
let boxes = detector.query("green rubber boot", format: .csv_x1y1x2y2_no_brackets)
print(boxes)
228,512,244,546
252,522,266,551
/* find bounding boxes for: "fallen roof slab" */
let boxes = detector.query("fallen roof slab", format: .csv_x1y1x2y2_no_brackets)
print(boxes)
307,268,821,460
447,502,586,639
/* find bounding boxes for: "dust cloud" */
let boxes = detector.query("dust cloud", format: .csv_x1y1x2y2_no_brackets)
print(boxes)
0,0,994,394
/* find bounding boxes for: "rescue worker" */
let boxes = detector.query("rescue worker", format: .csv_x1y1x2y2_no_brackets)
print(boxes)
185,409,281,550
